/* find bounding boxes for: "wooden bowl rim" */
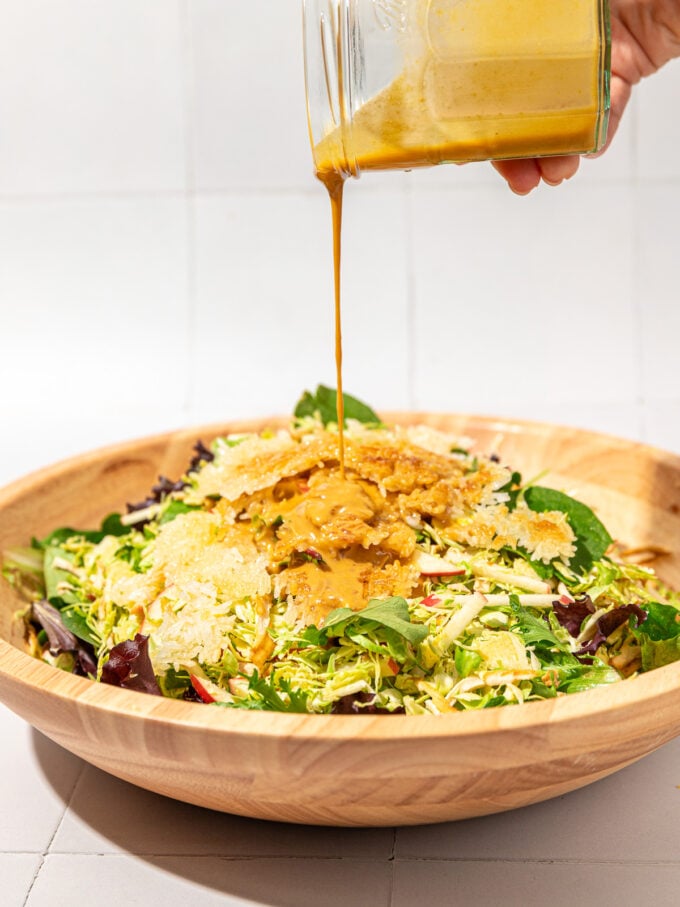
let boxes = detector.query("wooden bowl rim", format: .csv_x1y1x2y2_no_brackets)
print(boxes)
2,411,680,744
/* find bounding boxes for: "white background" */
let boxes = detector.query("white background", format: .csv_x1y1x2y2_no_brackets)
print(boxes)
1,2,680,905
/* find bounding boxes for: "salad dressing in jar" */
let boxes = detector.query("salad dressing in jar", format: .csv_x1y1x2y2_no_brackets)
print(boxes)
303,0,610,472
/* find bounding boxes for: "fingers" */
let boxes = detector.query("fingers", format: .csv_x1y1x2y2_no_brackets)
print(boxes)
538,154,581,186
492,154,581,194
491,159,542,195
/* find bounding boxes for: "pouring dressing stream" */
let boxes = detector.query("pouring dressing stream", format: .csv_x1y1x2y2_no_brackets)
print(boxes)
305,0,610,473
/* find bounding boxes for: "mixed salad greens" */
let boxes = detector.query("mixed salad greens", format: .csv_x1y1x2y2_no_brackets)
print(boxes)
3,387,680,715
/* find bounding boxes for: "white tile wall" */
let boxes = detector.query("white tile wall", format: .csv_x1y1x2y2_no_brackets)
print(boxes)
2,2,680,903
191,186,410,421
636,58,680,180
0,1,187,195
409,179,637,413
189,0,311,191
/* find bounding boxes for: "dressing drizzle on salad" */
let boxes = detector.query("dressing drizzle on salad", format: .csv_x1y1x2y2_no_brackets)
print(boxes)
4,394,680,714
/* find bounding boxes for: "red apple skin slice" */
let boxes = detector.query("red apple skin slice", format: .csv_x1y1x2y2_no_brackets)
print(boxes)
414,551,466,577
190,674,216,704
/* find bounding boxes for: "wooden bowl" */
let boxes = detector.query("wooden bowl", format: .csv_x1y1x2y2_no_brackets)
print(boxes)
2,413,680,827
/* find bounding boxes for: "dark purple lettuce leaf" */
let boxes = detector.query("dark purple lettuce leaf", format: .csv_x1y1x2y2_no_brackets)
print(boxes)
182,684,204,703
32,599,78,653
331,692,404,714
101,634,162,696
576,604,648,656
31,600,97,677
553,596,596,637
126,475,186,515
74,647,98,677
188,440,214,473
126,441,215,518
553,596,648,658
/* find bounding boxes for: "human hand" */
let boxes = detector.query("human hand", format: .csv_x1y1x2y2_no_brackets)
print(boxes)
492,0,680,194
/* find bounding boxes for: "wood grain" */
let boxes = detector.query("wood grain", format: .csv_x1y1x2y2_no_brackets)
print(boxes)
1,413,680,826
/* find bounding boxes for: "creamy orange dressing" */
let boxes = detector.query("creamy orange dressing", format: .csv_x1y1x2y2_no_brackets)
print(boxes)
236,432,475,624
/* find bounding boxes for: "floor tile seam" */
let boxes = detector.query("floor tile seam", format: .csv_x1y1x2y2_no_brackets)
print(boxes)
40,760,88,863
25,852,680,867
387,828,398,906
21,855,44,907
0,851,48,857
390,856,680,867
40,852,396,862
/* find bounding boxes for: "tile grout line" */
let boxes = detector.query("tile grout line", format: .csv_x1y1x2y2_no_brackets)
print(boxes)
21,759,87,906
5,176,676,208
0,186,331,205
627,95,647,443
179,0,198,420
389,856,680,866
403,179,417,410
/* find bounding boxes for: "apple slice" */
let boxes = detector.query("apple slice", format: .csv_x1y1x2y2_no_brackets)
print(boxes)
189,674,215,703
189,673,233,704
413,550,466,577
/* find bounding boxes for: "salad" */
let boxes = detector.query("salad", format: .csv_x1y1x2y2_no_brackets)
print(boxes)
4,386,680,715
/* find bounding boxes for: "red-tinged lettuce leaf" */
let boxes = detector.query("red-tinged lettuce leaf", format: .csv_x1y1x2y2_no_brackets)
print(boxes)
126,441,215,517
331,692,404,714
31,600,97,676
32,599,78,654
553,597,647,657
101,634,162,696
575,604,647,656
188,439,215,472
552,596,596,637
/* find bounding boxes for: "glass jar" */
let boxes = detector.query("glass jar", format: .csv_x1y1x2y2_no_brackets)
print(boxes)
303,0,611,181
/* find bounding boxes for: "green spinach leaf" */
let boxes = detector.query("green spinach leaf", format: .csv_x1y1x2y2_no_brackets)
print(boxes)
524,486,612,573
294,385,382,427
323,597,428,646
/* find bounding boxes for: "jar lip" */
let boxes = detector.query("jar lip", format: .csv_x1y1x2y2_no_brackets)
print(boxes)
303,0,359,180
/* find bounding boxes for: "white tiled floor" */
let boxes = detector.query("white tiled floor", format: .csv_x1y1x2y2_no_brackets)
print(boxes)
2,720,679,907
2,0,680,903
